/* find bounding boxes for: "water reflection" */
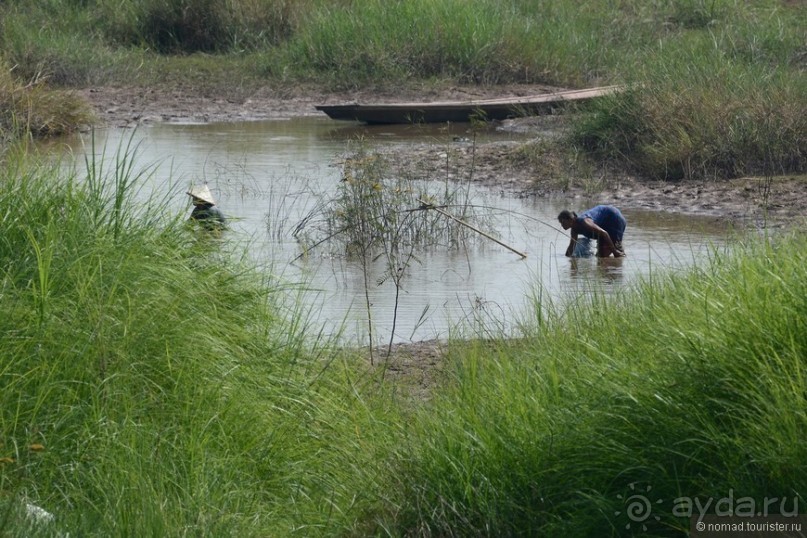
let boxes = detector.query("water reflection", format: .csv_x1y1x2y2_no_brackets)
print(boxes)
567,256,625,285
58,117,729,345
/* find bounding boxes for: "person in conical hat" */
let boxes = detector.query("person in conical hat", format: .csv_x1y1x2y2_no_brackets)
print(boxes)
187,184,226,230
187,184,216,205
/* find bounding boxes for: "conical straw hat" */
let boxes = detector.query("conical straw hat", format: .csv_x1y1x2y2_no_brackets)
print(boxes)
186,184,216,205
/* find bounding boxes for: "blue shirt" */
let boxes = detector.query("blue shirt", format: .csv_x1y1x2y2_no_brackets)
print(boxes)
576,205,626,241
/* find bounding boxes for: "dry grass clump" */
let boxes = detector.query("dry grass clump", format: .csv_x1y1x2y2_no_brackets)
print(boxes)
574,69,807,180
0,60,93,140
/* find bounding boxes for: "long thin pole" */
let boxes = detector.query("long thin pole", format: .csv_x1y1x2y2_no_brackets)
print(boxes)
418,199,527,259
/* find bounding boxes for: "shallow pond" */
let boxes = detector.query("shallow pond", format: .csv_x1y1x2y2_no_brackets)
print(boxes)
60,117,728,345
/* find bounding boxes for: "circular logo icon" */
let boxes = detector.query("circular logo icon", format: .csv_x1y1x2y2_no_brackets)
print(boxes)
615,483,663,531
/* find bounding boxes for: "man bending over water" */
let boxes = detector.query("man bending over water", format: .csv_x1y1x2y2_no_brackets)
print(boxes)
558,205,626,258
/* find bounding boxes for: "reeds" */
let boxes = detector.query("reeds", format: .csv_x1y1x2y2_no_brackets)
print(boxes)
302,149,487,254
3,0,803,89
276,0,616,88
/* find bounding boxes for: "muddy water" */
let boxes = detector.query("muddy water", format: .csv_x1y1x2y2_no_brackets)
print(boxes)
63,117,728,345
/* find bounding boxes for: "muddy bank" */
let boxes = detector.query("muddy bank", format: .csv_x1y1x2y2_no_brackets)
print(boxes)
378,135,806,226
79,83,559,126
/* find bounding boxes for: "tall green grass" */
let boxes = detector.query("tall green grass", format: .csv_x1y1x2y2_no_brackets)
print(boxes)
0,147,400,536
535,0,807,180
276,0,610,87
376,237,806,535
0,1,128,86
3,0,801,89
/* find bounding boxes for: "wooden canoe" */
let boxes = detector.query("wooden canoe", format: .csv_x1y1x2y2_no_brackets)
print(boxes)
315,85,621,124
